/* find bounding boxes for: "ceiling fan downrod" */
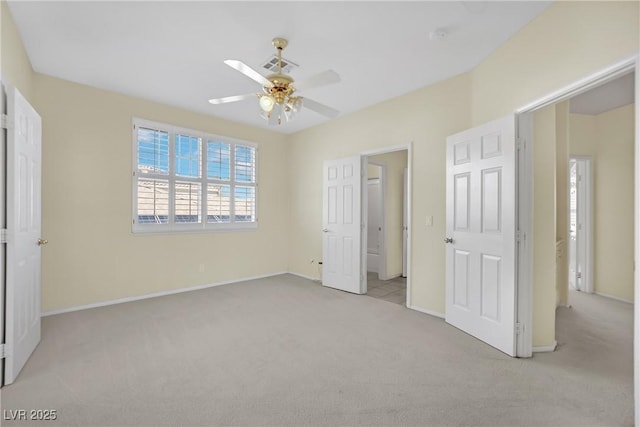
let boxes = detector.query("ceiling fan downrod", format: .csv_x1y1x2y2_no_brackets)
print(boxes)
264,38,294,105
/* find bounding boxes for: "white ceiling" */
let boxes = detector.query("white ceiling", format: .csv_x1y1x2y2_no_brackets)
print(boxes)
7,1,551,134
570,72,635,116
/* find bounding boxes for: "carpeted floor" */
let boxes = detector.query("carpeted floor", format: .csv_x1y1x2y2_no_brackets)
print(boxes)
0,275,634,426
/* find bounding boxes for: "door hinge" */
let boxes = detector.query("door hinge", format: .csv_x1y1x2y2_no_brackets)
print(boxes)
515,322,523,336
1,113,13,130
516,230,524,243
517,138,525,151
1,229,8,244
0,344,6,359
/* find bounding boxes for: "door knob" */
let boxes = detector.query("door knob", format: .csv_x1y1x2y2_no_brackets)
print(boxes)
444,237,453,244
37,238,48,246
323,229,330,233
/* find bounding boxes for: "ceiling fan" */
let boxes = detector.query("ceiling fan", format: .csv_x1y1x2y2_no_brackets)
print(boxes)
208,37,341,126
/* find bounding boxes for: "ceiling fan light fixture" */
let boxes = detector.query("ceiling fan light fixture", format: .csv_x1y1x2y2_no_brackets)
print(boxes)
266,103,285,126
259,94,275,112
284,97,303,121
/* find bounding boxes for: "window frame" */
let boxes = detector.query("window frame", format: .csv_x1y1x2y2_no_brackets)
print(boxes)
132,118,258,234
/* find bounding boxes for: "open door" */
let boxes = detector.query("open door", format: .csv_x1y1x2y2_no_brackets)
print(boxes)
445,115,517,356
322,156,363,294
3,84,43,385
366,165,383,275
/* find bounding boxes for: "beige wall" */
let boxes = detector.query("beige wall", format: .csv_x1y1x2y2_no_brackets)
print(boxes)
33,74,290,312
470,1,639,126
593,104,635,301
556,101,570,307
532,105,558,347
570,114,598,156
288,73,472,314
570,104,635,302
368,150,408,279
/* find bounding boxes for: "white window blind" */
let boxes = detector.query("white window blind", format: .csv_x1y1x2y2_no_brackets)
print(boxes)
133,118,257,233
137,179,169,224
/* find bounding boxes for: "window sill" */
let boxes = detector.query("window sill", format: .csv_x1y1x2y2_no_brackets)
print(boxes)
132,222,258,235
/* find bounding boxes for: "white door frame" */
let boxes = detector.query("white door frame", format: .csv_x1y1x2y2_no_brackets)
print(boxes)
366,160,387,280
568,156,594,294
402,167,408,278
361,143,412,306
0,80,5,383
514,53,638,423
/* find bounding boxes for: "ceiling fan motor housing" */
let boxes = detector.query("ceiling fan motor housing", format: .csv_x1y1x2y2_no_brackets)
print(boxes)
265,73,295,104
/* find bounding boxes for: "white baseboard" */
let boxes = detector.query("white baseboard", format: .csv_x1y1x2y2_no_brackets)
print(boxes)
594,291,634,304
533,341,558,353
41,271,288,317
408,304,445,319
379,273,402,281
288,271,322,283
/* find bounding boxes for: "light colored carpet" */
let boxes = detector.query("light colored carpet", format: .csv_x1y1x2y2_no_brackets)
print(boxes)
0,275,634,426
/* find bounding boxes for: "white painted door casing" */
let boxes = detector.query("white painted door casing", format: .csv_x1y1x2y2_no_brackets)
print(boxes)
322,156,363,294
445,115,517,357
4,85,43,385
402,168,408,278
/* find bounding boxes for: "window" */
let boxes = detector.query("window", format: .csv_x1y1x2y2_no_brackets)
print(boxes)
133,118,257,233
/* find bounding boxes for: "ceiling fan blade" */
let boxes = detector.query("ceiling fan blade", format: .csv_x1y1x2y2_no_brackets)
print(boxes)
302,98,340,118
208,93,256,105
224,60,272,87
295,70,341,92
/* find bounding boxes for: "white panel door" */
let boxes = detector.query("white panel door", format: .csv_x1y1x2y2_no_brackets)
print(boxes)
4,85,43,385
445,115,516,356
322,156,363,294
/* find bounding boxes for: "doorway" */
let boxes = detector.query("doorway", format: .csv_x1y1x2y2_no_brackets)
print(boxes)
568,157,593,294
321,144,412,306
516,58,638,359
515,58,638,422
364,148,409,306
366,162,385,278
